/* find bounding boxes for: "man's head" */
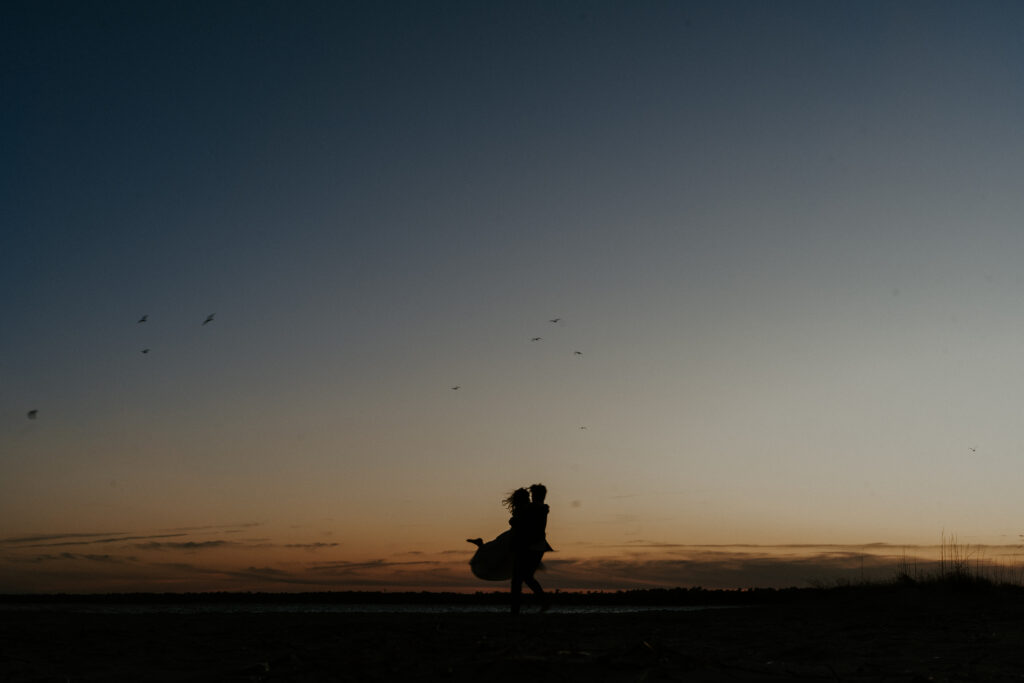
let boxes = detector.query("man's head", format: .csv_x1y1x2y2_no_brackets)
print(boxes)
529,483,547,504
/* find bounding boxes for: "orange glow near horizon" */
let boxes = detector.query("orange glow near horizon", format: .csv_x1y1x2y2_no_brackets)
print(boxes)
4,513,1020,594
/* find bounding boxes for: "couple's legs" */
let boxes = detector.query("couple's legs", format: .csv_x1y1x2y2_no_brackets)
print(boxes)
511,550,546,614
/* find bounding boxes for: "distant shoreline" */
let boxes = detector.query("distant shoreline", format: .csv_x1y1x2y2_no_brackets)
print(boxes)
0,587,789,606
6,581,1024,606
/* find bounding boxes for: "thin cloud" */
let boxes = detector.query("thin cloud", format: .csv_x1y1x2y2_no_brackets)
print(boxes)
217,566,327,585
72,560,314,588
16,552,136,564
240,566,290,577
599,541,1024,552
0,532,129,546
540,552,905,590
147,561,214,574
67,553,133,564
308,559,439,573
133,541,234,551
20,533,189,549
216,565,379,587
613,540,692,549
129,560,447,589
1,529,267,550
132,538,337,552
159,522,263,533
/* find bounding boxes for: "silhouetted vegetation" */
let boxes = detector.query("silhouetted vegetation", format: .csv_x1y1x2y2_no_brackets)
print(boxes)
890,534,1024,590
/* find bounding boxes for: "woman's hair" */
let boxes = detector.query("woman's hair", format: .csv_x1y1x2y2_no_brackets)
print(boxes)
503,487,530,513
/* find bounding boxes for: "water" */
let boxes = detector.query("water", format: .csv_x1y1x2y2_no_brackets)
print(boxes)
0,602,732,616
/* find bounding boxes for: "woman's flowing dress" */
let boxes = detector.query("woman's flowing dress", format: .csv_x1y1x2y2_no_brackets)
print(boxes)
468,530,514,581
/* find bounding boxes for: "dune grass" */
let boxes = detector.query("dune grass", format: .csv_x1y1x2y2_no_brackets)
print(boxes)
892,533,1024,590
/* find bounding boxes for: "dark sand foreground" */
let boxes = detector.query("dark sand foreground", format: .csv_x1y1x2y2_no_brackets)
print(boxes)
4,590,1024,681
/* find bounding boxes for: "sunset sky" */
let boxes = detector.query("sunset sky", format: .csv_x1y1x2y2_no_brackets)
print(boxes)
5,1,1024,593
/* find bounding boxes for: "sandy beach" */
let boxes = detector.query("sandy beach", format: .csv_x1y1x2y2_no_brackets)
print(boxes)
4,588,1024,681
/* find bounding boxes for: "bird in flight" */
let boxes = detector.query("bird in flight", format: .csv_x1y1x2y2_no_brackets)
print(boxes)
27,409,38,420
531,337,542,342
137,314,148,323
451,385,461,390
141,348,150,354
574,350,583,356
969,447,977,453
202,314,215,325
549,318,561,323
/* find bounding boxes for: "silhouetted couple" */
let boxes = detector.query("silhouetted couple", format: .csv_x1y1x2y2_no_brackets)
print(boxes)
467,483,552,614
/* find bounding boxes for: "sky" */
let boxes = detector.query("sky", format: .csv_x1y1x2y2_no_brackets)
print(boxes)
4,0,1024,593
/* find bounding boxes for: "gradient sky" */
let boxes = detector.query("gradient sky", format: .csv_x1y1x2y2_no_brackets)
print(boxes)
5,0,1024,593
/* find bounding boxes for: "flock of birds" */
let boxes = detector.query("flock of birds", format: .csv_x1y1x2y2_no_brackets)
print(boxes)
20,312,986,451
28,313,589,423
24,312,216,420
448,316,590,431
134,313,215,326
137,313,214,354
22,312,980,450
449,317,584,393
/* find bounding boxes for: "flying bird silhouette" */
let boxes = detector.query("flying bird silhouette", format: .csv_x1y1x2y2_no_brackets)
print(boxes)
451,385,461,390
137,315,148,323
549,318,561,323
202,314,215,325
573,350,583,356
531,337,542,342
141,348,150,354
969,447,977,453
27,409,37,420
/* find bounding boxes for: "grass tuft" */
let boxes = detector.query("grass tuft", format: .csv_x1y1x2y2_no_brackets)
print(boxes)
892,533,1024,591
